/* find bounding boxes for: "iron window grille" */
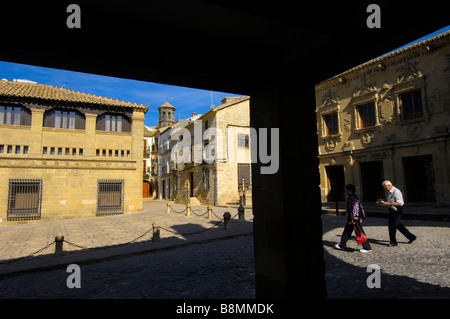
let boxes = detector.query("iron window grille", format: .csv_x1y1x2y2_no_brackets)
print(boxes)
97,179,125,215
7,179,43,221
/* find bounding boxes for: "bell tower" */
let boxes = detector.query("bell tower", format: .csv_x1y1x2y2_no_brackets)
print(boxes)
157,101,176,128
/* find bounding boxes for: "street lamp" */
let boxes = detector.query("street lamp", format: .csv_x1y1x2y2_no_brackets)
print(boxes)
242,177,246,206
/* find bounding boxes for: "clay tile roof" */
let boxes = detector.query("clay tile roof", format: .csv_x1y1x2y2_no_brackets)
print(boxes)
0,79,148,111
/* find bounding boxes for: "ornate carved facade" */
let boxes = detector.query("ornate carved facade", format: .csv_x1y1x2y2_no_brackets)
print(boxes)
315,31,450,204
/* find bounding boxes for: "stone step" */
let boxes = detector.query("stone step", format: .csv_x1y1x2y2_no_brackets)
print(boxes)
189,197,201,206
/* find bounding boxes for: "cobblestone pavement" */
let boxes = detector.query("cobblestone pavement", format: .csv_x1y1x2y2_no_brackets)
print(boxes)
0,200,253,270
0,204,448,299
323,215,450,299
0,235,255,299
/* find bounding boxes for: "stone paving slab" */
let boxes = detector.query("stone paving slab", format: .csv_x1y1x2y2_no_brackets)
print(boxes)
0,200,253,277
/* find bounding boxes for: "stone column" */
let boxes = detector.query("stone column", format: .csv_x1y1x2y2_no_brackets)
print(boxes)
84,113,98,159
29,108,45,156
251,80,326,299
130,109,145,212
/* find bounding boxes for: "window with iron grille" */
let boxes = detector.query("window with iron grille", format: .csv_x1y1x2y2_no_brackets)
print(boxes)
7,179,42,221
97,179,124,215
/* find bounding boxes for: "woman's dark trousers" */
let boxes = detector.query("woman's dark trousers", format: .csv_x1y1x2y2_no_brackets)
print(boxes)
340,218,372,250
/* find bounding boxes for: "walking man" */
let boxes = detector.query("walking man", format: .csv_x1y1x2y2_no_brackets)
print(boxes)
381,180,417,247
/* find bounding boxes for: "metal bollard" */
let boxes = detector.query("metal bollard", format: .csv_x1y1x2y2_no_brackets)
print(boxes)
186,202,191,216
54,233,64,257
238,204,245,222
167,202,171,214
152,221,160,242
223,212,231,230
207,205,213,219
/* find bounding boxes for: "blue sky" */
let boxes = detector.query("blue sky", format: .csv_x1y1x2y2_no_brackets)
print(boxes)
0,62,242,127
378,25,450,58
0,25,448,127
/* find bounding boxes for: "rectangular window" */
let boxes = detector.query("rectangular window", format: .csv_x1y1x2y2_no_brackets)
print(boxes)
238,134,250,149
68,112,75,129
13,107,21,125
47,110,83,130
0,145,4,153
6,107,12,124
23,146,28,154
58,147,63,155
0,106,22,125
55,111,77,129
105,115,111,132
111,116,116,132
72,148,77,156
65,148,70,155
117,116,122,132
97,179,124,215
43,147,47,155
324,112,339,135
62,111,68,128
50,147,55,155
79,148,83,156
400,90,423,119
357,103,376,128
7,179,42,221
15,145,20,154
54,110,61,128
103,114,123,132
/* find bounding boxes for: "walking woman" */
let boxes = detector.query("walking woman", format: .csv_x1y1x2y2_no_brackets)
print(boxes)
335,184,372,253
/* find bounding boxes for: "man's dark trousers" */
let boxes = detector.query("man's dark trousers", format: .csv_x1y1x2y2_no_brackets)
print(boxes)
388,206,416,244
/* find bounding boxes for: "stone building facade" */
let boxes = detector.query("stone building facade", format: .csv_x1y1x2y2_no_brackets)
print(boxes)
154,96,252,206
143,125,157,198
0,79,148,223
174,96,252,206
315,31,450,204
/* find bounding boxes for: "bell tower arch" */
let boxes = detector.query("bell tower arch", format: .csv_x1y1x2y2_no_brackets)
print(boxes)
158,101,176,128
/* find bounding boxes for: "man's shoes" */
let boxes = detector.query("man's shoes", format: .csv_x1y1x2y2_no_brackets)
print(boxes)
335,244,344,250
387,243,398,247
360,249,372,253
408,237,417,244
